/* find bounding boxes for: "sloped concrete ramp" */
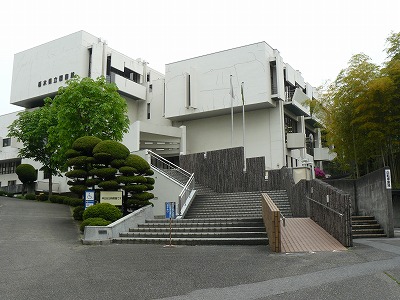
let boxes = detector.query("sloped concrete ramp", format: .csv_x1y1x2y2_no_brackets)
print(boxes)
281,218,347,253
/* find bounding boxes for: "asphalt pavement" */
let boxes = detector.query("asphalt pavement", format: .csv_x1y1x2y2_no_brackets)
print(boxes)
1,196,400,300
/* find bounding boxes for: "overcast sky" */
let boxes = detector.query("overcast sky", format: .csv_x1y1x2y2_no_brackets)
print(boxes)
1,0,399,115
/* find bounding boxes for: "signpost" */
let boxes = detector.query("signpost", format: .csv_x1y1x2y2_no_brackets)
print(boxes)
84,190,95,209
164,202,176,248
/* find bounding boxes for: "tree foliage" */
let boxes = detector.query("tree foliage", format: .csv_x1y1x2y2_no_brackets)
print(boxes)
66,137,155,213
48,76,130,166
318,31,400,183
8,76,130,197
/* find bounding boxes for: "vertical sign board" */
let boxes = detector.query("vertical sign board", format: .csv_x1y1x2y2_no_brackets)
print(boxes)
84,190,95,209
385,169,392,189
165,202,176,219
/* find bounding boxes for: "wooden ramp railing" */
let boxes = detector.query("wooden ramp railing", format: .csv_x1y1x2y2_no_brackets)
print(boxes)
261,193,347,253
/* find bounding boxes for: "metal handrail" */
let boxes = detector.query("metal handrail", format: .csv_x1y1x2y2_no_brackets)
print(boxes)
147,150,191,178
178,173,195,215
280,212,286,227
305,196,343,217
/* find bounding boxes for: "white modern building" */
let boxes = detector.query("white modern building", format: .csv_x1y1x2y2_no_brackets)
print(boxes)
1,31,333,200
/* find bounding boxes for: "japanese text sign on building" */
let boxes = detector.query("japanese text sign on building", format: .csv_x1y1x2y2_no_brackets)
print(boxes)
385,169,392,189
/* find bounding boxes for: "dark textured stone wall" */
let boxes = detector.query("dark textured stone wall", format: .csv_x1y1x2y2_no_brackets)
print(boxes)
287,180,308,217
326,168,394,238
355,168,394,237
324,179,357,214
309,179,353,247
180,147,293,193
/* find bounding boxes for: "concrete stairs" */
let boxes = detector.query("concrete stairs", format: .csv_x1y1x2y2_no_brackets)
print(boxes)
351,216,386,238
266,190,293,218
113,218,267,245
113,184,269,246
185,190,264,219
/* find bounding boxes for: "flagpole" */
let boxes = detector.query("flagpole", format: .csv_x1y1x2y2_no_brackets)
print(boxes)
230,75,234,147
241,82,246,172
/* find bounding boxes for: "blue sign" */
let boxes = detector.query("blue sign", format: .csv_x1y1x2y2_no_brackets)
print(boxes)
165,202,176,219
85,190,95,209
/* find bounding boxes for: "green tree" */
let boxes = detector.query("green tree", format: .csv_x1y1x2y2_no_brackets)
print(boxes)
319,31,400,184
48,76,130,167
15,164,37,195
66,137,155,213
8,102,60,198
8,76,130,198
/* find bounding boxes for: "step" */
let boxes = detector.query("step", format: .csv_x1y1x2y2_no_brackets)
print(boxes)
130,226,266,233
120,231,267,238
140,222,264,228
351,216,375,221
352,233,387,239
352,224,381,229
352,229,385,234
185,213,262,219
113,237,268,246
351,219,378,225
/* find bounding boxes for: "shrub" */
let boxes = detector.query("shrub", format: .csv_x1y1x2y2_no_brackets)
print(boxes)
93,152,112,163
132,192,154,201
6,192,14,197
63,197,83,207
98,180,120,190
16,164,37,184
25,194,36,200
69,185,87,197
65,149,81,158
314,167,326,179
36,193,48,201
73,206,85,220
123,184,148,192
145,177,155,185
72,136,102,155
93,140,130,160
80,217,111,232
119,166,137,176
66,156,89,167
85,178,101,187
65,169,87,179
124,154,150,173
83,203,122,222
110,159,126,168
0,190,7,196
89,167,117,179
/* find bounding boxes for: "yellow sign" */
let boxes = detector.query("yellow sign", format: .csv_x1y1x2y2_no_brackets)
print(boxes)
100,191,123,206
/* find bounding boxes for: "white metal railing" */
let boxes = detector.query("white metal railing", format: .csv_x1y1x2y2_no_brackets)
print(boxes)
178,173,195,215
147,150,191,180
147,150,195,215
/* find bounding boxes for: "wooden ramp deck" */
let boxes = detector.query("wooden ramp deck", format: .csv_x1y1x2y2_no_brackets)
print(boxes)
281,218,347,253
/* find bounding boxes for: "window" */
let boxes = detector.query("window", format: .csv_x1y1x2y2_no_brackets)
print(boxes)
270,61,277,94
8,180,16,186
147,73,150,82
149,84,153,92
3,138,11,147
38,81,42,87
43,80,47,86
43,168,50,180
147,103,151,119
48,78,52,84
88,48,93,77
65,74,69,80
59,75,63,82
71,72,75,78
0,160,21,174
54,77,57,83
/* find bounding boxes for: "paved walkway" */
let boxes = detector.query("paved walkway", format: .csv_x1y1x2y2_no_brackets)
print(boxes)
281,218,347,253
1,196,400,300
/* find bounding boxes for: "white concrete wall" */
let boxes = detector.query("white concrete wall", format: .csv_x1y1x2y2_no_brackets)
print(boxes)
11,31,98,107
173,105,285,169
165,42,276,120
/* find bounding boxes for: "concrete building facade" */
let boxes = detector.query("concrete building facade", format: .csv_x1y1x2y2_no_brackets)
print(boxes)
1,31,332,196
